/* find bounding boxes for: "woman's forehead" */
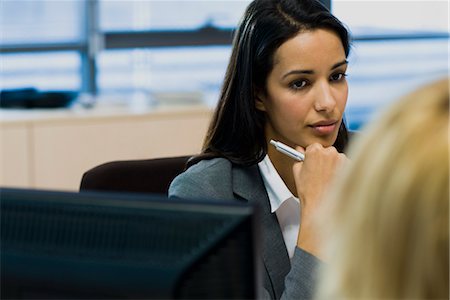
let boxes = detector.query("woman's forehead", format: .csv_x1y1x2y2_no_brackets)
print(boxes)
272,29,346,71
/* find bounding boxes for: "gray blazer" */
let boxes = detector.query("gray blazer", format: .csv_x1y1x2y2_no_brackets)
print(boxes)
169,157,320,299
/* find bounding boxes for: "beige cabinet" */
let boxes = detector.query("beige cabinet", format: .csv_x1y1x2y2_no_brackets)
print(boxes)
0,123,31,187
0,105,212,191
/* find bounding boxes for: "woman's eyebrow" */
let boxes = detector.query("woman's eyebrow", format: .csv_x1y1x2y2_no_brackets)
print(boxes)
331,59,348,70
282,59,348,79
282,69,313,79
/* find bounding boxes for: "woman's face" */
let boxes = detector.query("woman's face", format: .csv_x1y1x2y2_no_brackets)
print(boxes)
256,28,348,149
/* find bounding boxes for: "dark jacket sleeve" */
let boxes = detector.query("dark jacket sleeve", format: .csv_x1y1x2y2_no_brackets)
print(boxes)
282,247,322,299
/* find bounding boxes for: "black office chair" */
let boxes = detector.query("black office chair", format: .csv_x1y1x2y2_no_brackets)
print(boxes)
79,156,191,195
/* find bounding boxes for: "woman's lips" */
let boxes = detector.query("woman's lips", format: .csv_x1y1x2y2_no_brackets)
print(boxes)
309,120,338,135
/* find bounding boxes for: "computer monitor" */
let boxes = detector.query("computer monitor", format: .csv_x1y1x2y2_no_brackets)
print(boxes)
1,188,259,299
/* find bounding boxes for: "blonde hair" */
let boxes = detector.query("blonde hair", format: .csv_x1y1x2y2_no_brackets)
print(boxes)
316,78,449,299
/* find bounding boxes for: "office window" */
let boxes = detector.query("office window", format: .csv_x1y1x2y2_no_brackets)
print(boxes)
97,46,230,105
1,52,81,91
99,0,249,31
333,0,449,129
0,0,249,94
333,1,448,35
97,1,250,100
0,0,84,44
0,0,85,91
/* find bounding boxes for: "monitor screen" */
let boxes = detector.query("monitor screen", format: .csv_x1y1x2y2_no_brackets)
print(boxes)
1,188,259,299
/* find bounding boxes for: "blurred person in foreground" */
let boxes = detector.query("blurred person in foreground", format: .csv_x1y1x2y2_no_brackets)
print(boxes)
299,77,449,299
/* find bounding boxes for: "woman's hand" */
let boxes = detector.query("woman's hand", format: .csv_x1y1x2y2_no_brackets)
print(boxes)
293,143,348,258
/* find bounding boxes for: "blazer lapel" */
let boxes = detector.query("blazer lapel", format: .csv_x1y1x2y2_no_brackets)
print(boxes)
232,164,291,299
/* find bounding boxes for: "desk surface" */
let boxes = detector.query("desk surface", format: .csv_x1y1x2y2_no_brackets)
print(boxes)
0,101,212,125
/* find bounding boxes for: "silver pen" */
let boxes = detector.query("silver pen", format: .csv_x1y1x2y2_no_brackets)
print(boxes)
270,140,305,161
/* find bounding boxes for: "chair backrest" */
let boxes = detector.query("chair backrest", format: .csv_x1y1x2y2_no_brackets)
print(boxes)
79,156,190,195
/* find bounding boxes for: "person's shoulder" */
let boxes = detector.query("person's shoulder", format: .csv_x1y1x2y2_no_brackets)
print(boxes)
177,157,233,184
185,157,232,176
168,157,234,199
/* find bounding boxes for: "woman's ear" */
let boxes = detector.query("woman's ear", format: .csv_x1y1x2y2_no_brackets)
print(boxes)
255,90,267,112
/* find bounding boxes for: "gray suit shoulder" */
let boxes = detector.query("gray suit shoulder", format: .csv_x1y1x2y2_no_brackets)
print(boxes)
177,157,231,178
168,157,234,201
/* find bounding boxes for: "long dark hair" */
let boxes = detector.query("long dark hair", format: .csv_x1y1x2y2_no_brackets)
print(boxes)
194,0,351,167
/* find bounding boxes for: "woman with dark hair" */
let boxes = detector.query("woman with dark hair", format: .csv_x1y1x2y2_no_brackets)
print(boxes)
169,0,351,298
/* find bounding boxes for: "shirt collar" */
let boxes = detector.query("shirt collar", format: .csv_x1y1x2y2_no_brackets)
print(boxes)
258,155,297,213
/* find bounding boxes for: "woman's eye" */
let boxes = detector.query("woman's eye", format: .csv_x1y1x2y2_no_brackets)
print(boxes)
291,80,308,90
330,73,347,81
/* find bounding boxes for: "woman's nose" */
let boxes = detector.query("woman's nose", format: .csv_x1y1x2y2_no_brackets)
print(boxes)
314,80,336,112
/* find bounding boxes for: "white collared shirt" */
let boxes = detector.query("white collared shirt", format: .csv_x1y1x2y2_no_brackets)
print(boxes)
258,155,300,259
